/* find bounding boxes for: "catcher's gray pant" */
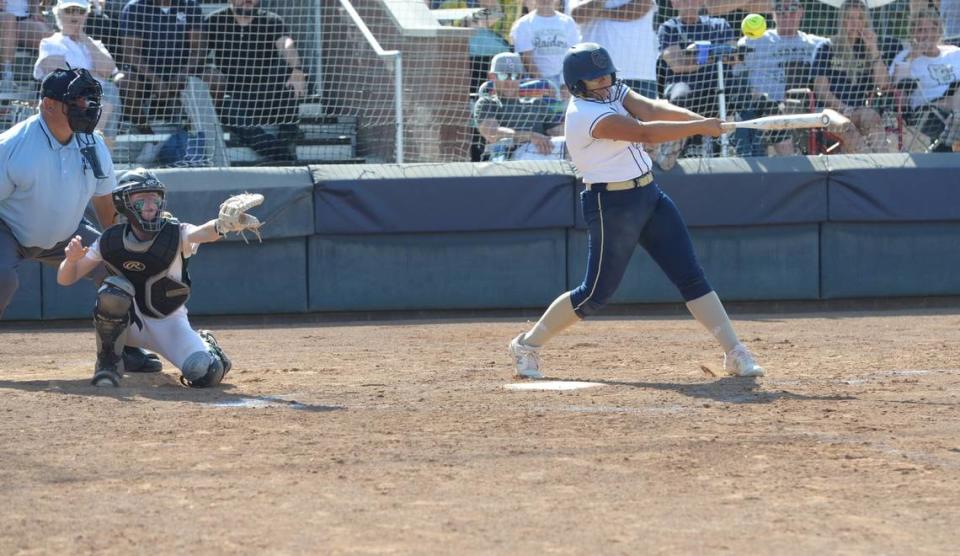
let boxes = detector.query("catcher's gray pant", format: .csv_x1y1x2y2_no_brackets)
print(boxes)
0,218,107,318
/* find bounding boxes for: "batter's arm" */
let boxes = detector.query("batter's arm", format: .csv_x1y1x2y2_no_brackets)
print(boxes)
92,194,116,229
592,113,721,143
622,89,705,122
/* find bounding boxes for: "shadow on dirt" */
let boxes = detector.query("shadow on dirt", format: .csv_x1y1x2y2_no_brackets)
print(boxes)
0,373,344,412
561,375,856,404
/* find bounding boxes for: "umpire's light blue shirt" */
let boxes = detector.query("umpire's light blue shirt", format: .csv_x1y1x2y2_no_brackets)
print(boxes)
0,114,115,249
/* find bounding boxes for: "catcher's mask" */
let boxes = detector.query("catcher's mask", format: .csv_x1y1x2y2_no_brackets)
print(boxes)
41,67,103,134
562,42,622,103
113,168,169,233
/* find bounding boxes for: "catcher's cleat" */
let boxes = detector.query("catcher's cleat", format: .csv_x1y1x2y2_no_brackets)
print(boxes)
723,344,765,377
123,346,162,373
199,330,232,377
91,359,122,387
509,333,543,379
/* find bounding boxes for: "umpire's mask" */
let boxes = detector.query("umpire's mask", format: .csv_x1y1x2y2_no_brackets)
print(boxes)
41,68,103,134
113,168,169,233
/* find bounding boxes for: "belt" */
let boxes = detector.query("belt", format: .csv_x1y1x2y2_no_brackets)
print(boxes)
585,173,653,191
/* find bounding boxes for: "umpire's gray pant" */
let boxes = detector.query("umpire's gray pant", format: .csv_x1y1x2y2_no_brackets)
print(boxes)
0,219,107,319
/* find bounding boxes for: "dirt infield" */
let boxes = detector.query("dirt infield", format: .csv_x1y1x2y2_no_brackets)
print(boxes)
1,307,959,554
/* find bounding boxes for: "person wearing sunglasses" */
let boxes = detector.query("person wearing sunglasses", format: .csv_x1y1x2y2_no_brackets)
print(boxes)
475,52,564,159
734,0,827,155
33,0,121,150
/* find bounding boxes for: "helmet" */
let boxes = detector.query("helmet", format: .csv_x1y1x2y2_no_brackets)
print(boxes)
562,43,619,101
112,168,168,233
40,68,103,134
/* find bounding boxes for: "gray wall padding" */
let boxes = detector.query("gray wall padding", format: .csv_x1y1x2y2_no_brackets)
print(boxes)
821,222,960,298
41,264,98,320
652,156,830,228
314,175,575,234
153,167,315,241
186,238,309,315
5,262,42,320
567,224,821,303
826,154,960,222
308,230,567,311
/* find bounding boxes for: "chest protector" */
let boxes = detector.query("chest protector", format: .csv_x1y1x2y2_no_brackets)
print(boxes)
99,221,191,319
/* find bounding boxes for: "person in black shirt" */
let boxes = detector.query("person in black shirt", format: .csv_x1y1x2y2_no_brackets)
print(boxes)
118,0,204,131
205,0,307,164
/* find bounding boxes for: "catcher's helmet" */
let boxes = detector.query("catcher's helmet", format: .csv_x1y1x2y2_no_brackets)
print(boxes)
563,43,619,101
113,168,169,233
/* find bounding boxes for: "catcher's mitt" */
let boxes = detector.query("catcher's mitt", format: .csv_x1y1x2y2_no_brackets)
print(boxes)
216,193,264,243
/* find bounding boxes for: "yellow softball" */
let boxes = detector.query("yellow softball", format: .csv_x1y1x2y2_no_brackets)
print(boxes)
741,13,767,39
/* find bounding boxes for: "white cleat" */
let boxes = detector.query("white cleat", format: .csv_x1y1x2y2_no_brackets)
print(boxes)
509,333,543,379
724,344,765,377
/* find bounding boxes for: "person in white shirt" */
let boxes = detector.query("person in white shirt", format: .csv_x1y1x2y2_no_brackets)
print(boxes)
734,0,827,155
34,0,120,148
892,8,960,151
508,42,764,381
568,0,659,99
510,0,581,90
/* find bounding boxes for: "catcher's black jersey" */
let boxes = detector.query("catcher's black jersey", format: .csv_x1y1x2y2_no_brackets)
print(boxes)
99,221,192,318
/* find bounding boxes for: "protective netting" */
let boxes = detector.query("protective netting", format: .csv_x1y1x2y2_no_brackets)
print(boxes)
1,1,959,169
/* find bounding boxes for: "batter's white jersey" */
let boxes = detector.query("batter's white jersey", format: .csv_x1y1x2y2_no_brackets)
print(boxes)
85,223,206,369
564,86,653,184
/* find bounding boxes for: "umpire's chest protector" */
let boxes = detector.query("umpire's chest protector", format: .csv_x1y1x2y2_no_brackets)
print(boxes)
100,222,192,319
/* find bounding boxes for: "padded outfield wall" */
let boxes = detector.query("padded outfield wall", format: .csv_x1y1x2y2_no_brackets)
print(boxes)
6,154,960,320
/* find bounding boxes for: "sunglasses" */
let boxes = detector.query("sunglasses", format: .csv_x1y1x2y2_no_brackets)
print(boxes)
776,5,801,13
62,7,88,15
495,72,521,81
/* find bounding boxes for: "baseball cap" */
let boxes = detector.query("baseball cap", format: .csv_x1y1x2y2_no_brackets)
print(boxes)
490,52,524,75
57,0,91,9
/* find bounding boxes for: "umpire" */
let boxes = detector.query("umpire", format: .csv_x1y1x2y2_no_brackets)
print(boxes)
0,67,160,372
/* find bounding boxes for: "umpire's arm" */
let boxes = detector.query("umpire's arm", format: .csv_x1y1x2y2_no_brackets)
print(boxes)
92,194,116,229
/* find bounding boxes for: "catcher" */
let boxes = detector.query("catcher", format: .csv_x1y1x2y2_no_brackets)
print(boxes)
56,168,263,387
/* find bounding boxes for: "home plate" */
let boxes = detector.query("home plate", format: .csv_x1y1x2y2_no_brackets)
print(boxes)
504,381,605,391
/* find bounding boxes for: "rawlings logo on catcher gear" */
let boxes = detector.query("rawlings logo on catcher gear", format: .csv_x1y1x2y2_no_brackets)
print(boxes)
123,261,147,272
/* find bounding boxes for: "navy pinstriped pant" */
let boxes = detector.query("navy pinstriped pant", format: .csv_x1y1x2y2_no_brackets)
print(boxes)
570,182,712,318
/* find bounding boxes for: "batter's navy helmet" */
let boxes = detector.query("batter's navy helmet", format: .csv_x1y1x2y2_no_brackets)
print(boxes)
563,43,618,99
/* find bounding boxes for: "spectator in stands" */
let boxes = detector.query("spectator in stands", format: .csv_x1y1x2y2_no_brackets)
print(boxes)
34,0,120,149
509,0,581,90
812,0,900,153
475,52,564,160
654,0,742,167
702,0,774,29
117,0,203,133
83,0,124,57
891,8,960,151
205,0,306,165
430,0,519,91
735,0,828,155
568,0,659,99
1,0,53,93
